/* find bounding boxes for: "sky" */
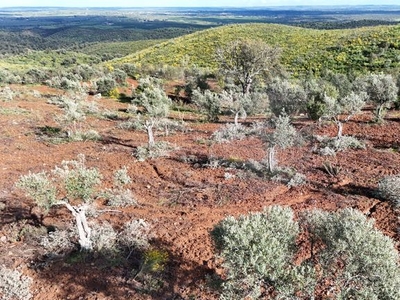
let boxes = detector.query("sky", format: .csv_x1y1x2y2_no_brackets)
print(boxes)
1,0,400,7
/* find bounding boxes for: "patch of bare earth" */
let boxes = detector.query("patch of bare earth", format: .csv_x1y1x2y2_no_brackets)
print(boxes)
0,85,399,299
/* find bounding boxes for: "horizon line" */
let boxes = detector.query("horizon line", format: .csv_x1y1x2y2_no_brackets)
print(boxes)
1,4,400,8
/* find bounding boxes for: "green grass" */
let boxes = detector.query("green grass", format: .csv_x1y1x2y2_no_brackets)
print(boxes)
112,23,400,76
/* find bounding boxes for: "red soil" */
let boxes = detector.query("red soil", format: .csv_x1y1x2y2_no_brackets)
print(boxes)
0,84,399,299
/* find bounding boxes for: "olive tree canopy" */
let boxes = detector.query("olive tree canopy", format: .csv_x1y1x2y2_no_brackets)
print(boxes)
216,39,281,95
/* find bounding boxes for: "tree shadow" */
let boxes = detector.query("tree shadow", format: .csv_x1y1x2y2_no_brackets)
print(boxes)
100,135,136,149
31,237,218,300
0,197,38,227
366,137,399,150
331,183,377,199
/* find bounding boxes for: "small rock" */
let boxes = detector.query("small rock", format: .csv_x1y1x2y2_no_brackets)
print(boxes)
0,236,6,242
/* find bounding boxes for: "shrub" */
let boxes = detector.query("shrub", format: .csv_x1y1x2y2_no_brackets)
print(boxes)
355,73,398,123
90,221,118,255
271,113,298,149
135,141,175,162
267,77,307,117
17,154,102,251
96,76,117,97
118,219,153,253
378,175,400,207
212,206,400,299
68,130,101,142
132,76,172,147
52,154,102,203
212,123,248,143
315,135,365,155
0,266,32,300
16,171,57,212
191,89,221,122
0,86,16,102
211,206,312,299
287,172,307,187
265,112,300,173
40,229,75,256
304,208,400,299
103,188,137,207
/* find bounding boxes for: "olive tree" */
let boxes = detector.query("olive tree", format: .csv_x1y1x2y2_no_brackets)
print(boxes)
321,91,367,139
266,113,299,173
216,39,281,95
191,88,221,122
16,154,101,251
266,77,307,117
131,76,172,147
355,73,398,122
220,90,268,126
95,75,117,97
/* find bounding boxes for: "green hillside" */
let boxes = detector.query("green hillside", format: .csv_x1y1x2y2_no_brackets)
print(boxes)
113,23,400,76
78,39,166,59
0,50,100,72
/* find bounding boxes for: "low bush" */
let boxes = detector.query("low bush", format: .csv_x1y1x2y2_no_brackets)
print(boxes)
212,206,400,299
135,141,175,161
40,229,75,256
212,123,248,143
378,175,400,207
0,266,32,300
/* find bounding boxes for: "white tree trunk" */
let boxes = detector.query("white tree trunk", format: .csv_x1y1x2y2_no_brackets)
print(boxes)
61,201,92,251
336,120,343,139
268,146,276,173
234,111,240,127
145,120,155,148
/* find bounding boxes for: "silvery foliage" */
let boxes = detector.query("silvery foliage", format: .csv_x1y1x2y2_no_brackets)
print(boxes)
135,141,175,162
0,86,16,102
114,166,131,187
191,88,221,122
52,154,102,203
354,73,398,122
90,221,118,254
264,112,299,174
271,167,307,187
267,77,307,117
219,89,249,119
287,172,307,187
49,93,101,140
378,175,400,207
212,206,314,299
213,206,400,300
270,112,298,149
0,266,32,300
339,91,368,121
103,167,137,207
118,219,153,251
315,135,365,155
304,208,400,299
133,76,171,119
16,171,57,212
105,188,137,207
212,123,248,143
68,129,101,142
40,229,75,255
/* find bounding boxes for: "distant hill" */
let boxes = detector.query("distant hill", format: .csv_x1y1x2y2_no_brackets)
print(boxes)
113,23,400,76
78,39,166,60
